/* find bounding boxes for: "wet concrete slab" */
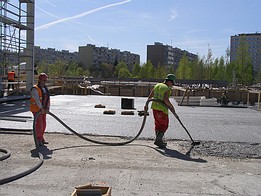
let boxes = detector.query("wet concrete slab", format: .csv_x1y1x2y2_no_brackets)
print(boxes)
1,95,261,195
1,95,261,143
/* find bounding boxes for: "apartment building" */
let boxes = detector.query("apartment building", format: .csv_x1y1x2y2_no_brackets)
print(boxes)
147,42,198,69
230,33,261,74
34,46,79,65
79,44,140,71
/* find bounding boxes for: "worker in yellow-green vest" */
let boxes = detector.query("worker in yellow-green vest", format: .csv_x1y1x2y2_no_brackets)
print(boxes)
145,74,177,148
30,73,50,146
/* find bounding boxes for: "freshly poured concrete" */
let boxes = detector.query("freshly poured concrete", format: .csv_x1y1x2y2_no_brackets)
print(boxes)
1,95,261,195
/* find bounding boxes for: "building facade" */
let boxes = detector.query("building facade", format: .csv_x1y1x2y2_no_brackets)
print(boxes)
147,42,198,69
79,44,140,71
230,33,261,74
34,46,79,65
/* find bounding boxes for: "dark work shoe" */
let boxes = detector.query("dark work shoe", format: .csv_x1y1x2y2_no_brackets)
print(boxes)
154,140,167,148
154,131,167,148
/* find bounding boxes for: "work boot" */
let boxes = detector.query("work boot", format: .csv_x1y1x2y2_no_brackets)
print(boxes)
154,131,167,148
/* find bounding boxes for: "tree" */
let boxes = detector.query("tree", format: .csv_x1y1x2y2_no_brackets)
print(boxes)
235,36,254,86
225,61,237,86
36,61,49,75
154,65,167,79
66,61,89,77
118,68,131,78
205,46,214,80
131,63,141,78
48,60,67,78
216,56,226,80
255,68,261,83
114,61,128,77
140,61,155,78
100,63,114,78
225,47,230,65
176,54,192,79
191,58,205,80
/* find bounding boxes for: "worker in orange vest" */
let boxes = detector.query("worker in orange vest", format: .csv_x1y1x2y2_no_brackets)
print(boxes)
7,70,15,91
30,73,50,146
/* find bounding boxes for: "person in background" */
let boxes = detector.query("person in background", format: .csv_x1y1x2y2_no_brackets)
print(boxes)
220,92,228,106
145,74,177,148
30,73,50,146
7,70,15,91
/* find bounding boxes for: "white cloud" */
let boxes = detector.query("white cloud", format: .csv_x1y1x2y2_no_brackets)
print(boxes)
169,10,177,21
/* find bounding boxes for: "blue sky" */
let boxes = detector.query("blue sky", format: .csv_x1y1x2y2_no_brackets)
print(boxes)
35,0,261,64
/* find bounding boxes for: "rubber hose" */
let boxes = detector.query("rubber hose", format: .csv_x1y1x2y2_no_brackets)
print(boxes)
0,148,11,161
0,98,169,185
47,99,173,146
0,112,44,186
47,98,157,146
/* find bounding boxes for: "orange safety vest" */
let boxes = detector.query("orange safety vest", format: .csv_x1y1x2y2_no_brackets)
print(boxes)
30,85,50,112
8,72,15,81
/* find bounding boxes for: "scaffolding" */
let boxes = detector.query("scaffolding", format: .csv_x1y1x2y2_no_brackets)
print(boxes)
0,0,34,96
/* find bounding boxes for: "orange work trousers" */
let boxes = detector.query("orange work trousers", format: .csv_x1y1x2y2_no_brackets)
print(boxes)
33,112,47,142
153,109,169,133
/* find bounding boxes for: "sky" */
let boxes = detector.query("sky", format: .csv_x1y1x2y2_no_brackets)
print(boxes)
34,0,261,64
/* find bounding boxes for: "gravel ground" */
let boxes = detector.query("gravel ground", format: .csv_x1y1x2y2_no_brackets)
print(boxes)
1,131,261,196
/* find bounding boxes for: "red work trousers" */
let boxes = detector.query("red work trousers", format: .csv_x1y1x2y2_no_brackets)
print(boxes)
153,109,169,133
33,112,47,142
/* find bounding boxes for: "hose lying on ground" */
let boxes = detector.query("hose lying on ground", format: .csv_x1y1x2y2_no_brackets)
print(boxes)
47,98,152,146
0,148,11,161
0,98,197,185
0,98,152,185
0,120,44,186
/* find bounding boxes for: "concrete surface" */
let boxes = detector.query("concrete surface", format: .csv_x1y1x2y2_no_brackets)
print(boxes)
1,133,261,196
1,95,261,143
1,95,261,195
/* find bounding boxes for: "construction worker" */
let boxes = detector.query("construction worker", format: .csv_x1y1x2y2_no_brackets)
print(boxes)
220,92,228,106
145,74,177,148
30,73,50,146
7,70,15,91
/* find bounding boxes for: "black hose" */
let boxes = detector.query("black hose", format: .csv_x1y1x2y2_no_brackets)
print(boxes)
0,98,198,185
47,98,154,146
0,98,152,185
0,111,44,186
0,154,43,185
0,148,11,161
49,98,198,145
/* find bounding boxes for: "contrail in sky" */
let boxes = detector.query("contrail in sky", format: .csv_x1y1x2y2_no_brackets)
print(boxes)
36,0,131,31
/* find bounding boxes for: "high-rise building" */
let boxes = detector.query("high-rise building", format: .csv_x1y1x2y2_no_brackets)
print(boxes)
230,33,261,74
147,42,198,69
34,46,78,65
79,44,140,71
1,46,79,68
